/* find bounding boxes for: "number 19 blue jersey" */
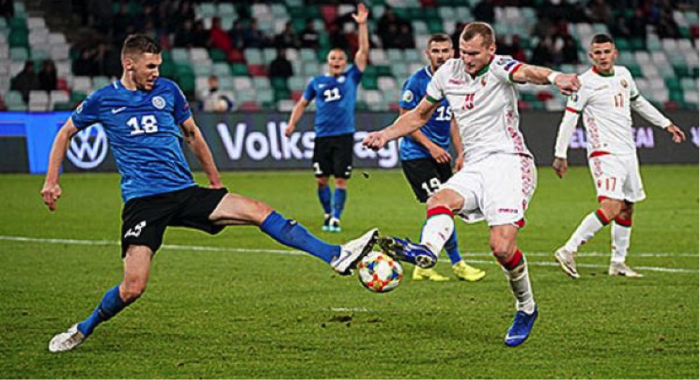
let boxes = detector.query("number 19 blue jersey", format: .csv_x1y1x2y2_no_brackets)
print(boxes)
70,78,195,202
399,66,453,161
302,65,362,138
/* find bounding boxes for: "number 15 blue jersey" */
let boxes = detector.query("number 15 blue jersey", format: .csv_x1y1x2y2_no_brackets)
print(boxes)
70,78,196,203
302,65,362,138
398,65,453,161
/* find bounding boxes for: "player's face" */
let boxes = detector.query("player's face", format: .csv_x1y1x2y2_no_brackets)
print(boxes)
589,42,617,73
327,50,347,76
126,52,162,91
426,41,453,72
459,35,496,76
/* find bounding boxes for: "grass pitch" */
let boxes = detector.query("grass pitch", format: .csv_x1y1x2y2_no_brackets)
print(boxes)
0,166,697,378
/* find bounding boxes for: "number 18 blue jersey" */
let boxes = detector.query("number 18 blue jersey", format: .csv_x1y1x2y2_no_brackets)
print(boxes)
70,78,195,202
302,65,362,138
399,65,453,161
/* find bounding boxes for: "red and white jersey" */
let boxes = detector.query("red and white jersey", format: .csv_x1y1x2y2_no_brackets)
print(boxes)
426,55,531,163
565,65,669,156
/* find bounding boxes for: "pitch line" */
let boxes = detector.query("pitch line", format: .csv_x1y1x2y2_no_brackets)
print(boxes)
1,235,697,274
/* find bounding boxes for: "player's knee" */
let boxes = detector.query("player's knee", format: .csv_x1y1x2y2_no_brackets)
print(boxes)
316,177,329,187
249,199,274,224
426,189,463,211
122,279,147,302
335,178,347,188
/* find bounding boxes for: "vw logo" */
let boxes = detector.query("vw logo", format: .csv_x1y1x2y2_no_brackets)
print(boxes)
66,124,109,169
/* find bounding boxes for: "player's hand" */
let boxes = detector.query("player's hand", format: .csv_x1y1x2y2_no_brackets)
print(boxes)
209,178,224,189
430,147,451,164
552,157,568,178
284,123,295,138
454,155,464,172
362,131,387,151
666,124,686,143
555,74,580,96
41,182,62,212
352,3,368,24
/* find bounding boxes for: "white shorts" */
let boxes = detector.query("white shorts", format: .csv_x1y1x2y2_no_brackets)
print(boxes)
589,153,646,203
441,153,537,227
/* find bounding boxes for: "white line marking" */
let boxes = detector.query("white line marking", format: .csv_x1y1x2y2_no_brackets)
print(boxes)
1,235,697,274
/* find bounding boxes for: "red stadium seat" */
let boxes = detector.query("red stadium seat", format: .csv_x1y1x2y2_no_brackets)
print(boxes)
291,91,302,101
227,49,245,63
248,64,268,77
321,5,337,24
239,101,261,111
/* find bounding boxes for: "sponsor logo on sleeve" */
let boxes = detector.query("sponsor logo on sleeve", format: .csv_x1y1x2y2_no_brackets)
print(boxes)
402,90,414,103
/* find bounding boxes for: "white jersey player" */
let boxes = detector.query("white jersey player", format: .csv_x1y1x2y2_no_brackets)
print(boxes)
363,22,580,347
552,34,686,279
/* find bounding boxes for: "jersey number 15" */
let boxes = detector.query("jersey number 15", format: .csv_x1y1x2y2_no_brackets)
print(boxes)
127,115,159,135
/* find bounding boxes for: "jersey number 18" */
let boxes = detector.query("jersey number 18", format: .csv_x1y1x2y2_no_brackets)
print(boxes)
127,115,159,135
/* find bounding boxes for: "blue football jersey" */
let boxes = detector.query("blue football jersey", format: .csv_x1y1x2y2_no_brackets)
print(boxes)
398,65,453,161
70,78,196,202
302,65,362,137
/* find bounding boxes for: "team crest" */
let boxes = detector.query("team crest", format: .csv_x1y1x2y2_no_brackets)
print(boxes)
402,90,414,103
338,76,346,83
481,76,488,86
620,79,628,88
76,101,84,113
152,96,166,109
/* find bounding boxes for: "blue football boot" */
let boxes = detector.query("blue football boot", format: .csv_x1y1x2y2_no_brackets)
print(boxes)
504,306,538,347
377,236,437,269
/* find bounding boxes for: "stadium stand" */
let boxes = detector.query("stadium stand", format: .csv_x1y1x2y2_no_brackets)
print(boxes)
0,0,697,112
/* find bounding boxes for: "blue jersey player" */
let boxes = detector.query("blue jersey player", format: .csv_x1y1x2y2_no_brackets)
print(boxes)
399,34,485,283
42,35,378,353
285,4,369,233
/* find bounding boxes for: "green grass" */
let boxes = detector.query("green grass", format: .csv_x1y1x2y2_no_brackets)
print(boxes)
0,166,697,379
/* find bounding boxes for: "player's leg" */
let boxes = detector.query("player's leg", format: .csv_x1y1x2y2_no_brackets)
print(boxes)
49,245,153,353
317,176,332,230
207,191,377,275
555,155,624,278
490,225,538,347
609,156,644,277
329,134,354,232
313,136,334,230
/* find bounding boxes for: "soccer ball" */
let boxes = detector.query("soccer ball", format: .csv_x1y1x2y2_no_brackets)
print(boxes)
357,251,403,293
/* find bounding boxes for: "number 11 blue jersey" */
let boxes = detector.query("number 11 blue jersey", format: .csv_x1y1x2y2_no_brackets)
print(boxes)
302,65,362,138
70,78,195,202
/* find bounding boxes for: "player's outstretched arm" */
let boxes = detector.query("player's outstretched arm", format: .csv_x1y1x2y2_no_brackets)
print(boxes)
399,108,451,164
352,3,370,72
41,118,79,211
285,98,310,137
180,117,223,189
630,95,686,143
512,64,580,95
363,97,440,150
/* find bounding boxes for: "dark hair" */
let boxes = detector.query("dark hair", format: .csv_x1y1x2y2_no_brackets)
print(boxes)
460,22,495,46
428,33,452,47
590,34,614,45
121,34,161,59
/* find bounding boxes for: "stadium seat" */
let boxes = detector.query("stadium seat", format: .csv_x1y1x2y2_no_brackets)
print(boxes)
72,76,92,94
248,64,268,77
212,63,230,77
230,63,248,76
9,47,27,61
209,49,227,63
28,90,49,111
49,90,69,109
5,90,25,110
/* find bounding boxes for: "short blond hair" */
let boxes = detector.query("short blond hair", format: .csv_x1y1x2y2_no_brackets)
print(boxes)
460,22,495,46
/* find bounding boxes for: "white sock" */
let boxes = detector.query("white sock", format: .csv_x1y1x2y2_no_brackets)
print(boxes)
611,220,632,263
501,251,535,314
420,212,454,256
564,210,609,252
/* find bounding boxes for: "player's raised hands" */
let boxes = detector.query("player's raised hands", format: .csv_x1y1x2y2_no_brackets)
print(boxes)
665,124,686,143
552,157,568,178
555,74,580,96
363,131,387,151
352,3,368,24
41,182,62,211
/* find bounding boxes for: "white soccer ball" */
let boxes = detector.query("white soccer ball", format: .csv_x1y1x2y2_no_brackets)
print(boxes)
357,251,403,293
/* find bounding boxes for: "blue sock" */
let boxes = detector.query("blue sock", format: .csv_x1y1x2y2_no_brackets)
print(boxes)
261,211,340,264
77,285,129,337
332,188,347,219
444,230,463,265
318,186,332,214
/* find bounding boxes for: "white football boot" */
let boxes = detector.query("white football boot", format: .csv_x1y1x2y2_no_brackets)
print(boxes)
331,228,378,275
608,262,643,278
554,247,580,279
48,324,85,353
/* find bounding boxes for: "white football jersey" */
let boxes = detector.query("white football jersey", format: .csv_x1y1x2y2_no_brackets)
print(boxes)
426,55,532,163
566,66,646,155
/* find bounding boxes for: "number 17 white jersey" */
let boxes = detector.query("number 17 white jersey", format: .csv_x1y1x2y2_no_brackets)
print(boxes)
425,55,532,164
